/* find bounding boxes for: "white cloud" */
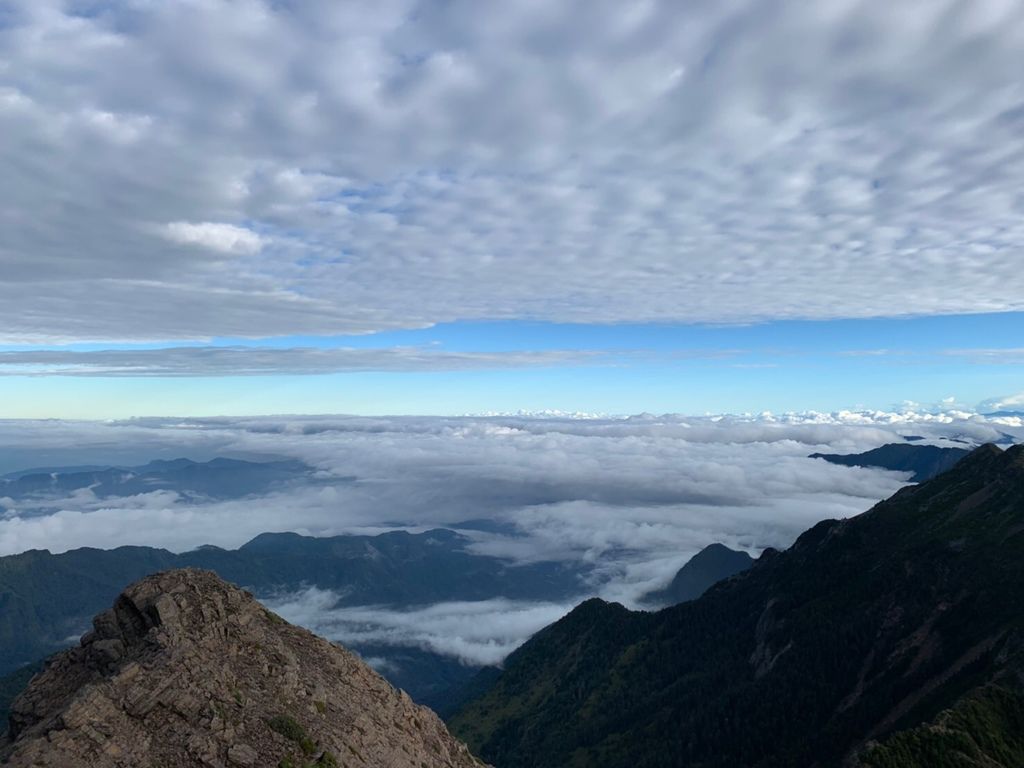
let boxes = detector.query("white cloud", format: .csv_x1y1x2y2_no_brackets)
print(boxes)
1,1,1023,341
1,411,1018,601
162,222,264,255
80,109,153,145
263,589,577,667
0,410,1018,669
945,348,1024,365
977,391,1024,415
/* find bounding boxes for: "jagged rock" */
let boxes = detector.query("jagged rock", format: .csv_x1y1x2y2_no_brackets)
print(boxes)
1,569,487,768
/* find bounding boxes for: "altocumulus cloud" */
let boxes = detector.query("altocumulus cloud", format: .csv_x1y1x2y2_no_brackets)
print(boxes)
1,0,1024,342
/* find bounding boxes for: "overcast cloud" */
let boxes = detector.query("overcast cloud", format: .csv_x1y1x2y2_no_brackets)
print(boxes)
2,0,1024,342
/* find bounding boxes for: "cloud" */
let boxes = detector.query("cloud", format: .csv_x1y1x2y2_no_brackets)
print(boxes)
263,589,577,667
162,222,264,255
944,348,1024,365
2,1,1024,341
977,392,1024,415
0,345,602,377
1,411,1019,603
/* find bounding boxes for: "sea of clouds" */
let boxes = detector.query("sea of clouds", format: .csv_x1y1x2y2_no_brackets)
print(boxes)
1,411,1020,666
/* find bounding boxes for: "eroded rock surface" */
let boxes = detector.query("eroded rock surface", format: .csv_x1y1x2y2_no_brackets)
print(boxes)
1,569,486,768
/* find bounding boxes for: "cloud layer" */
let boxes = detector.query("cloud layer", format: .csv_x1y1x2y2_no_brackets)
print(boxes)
264,590,577,667
0,345,600,376
2,0,1024,341
2,411,1019,666
2,411,1019,604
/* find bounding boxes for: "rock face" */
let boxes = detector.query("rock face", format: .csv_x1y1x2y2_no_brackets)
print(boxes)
1,569,486,768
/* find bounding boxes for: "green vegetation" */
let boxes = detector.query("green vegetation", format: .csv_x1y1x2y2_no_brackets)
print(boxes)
265,609,287,626
268,714,317,756
862,685,1024,767
450,445,1024,768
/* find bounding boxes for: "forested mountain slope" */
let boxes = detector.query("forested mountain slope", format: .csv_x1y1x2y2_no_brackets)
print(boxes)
451,444,1024,768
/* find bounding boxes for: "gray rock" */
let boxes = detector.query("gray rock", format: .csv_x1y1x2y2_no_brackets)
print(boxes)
1,569,487,768
227,743,258,766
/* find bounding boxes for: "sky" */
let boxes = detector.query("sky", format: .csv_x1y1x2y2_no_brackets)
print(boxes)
1,0,1024,417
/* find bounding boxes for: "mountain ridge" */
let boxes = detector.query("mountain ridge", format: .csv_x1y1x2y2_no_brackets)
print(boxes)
0,527,587,714
809,442,971,482
0,456,311,503
450,444,1024,767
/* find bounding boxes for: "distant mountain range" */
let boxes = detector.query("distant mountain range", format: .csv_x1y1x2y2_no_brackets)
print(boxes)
0,456,313,504
0,528,586,703
642,543,753,607
986,410,1024,419
450,444,1024,767
810,442,971,482
0,454,597,711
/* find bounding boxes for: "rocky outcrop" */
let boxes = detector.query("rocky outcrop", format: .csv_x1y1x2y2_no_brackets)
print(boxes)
1,569,486,768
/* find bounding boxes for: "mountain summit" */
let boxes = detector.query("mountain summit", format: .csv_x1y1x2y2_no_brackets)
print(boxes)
643,543,753,606
809,442,970,482
451,444,1024,767
1,569,485,768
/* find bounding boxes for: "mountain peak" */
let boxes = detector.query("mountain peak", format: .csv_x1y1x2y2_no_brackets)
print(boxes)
960,441,1004,464
643,543,753,606
1002,442,1024,465
2,569,485,768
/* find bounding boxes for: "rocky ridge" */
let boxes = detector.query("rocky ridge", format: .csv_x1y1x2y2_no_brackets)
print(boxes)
1,569,486,768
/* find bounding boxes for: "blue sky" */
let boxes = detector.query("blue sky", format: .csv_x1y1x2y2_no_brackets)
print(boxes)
2,1,1024,418
1,313,1020,418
